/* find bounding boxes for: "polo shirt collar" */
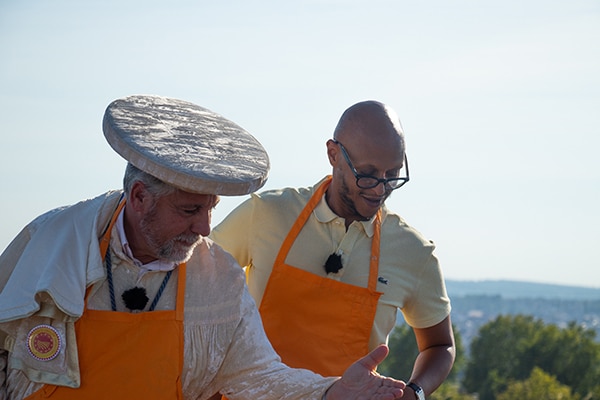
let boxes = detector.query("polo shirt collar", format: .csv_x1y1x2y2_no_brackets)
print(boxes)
314,193,386,238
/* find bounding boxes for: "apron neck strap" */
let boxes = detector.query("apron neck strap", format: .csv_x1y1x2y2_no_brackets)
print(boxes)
100,195,126,260
368,212,381,291
274,177,332,266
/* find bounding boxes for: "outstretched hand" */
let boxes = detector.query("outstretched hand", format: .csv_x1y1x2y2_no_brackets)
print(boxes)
325,345,405,400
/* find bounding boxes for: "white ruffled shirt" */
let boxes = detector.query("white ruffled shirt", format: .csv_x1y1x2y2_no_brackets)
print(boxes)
0,191,336,400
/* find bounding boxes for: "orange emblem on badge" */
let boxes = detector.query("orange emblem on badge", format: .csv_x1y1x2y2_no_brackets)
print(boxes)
27,325,62,361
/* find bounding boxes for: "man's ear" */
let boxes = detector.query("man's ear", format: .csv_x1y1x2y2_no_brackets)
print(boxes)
326,139,339,167
129,181,149,213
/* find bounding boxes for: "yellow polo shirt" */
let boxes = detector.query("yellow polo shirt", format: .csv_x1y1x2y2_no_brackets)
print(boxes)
210,177,451,350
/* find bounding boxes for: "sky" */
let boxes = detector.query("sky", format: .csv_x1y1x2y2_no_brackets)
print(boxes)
1,0,599,289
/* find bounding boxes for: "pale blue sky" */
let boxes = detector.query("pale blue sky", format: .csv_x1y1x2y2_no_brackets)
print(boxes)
1,0,599,288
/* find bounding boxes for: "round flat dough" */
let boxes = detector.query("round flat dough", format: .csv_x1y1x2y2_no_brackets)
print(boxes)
103,95,270,195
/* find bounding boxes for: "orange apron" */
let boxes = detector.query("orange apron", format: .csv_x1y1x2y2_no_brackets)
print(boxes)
26,199,186,399
258,177,382,376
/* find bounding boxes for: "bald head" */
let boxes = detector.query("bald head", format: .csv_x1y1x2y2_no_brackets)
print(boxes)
325,100,408,224
333,100,405,151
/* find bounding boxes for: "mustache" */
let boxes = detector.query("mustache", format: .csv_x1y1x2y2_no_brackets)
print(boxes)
174,233,202,246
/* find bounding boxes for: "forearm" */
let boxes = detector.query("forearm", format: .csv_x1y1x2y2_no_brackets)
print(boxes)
408,345,455,396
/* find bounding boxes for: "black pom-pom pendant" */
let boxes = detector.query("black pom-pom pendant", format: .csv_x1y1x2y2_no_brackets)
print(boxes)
324,253,343,274
122,287,149,311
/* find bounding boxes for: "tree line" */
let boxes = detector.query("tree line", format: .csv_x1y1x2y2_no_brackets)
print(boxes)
379,314,600,399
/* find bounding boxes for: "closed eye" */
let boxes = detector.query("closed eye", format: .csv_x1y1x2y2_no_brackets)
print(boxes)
183,208,199,215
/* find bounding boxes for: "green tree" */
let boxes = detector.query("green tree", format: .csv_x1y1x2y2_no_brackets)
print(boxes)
463,315,542,399
379,324,417,379
526,321,600,396
429,382,477,400
463,315,600,400
496,367,577,400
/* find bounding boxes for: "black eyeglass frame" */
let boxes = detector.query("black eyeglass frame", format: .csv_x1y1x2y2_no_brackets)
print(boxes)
333,139,410,190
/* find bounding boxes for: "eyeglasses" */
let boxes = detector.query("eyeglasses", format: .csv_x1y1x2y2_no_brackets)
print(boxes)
333,140,409,190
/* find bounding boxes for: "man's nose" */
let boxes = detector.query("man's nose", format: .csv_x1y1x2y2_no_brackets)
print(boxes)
371,181,387,196
190,211,211,237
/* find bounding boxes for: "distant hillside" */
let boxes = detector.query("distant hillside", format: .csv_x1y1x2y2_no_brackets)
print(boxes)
428,280,600,349
446,279,600,300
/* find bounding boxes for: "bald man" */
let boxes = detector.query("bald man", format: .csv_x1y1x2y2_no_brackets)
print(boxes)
210,100,454,400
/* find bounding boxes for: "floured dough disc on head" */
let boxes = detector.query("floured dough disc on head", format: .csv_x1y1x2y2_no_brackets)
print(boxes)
103,95,270,195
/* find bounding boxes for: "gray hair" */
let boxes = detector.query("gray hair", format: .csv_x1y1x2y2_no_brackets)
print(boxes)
123,163,177,198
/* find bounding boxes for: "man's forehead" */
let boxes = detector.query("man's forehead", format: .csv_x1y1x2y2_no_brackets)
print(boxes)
171,190,219,207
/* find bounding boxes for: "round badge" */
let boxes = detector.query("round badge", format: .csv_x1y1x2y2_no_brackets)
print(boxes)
27,324,62,361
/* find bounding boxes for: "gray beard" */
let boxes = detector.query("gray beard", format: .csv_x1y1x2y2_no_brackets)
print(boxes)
139,207,200,264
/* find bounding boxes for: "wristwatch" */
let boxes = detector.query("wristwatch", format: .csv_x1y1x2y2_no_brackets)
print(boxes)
407,382,425,400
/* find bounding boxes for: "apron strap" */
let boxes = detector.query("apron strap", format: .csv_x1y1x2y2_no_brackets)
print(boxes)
273,177,332,266
99,196,126,260
368,212,381,292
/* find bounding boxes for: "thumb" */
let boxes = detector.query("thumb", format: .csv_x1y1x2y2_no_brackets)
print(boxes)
360,344,389,371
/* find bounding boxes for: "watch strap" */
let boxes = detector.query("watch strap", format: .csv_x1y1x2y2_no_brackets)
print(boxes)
407,382,425,400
